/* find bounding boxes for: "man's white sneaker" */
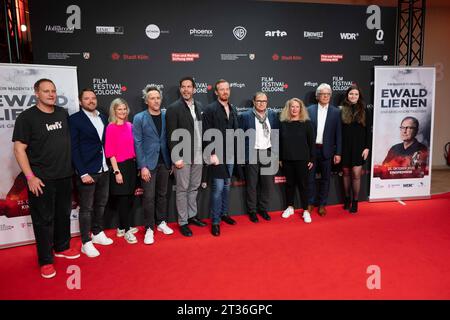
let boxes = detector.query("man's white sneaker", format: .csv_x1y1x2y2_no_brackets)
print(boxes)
144,228,154,245
124,230,138,244
281,207,295,218
302,211,312,224
116,228,125,237
92,231,114,245
157,221,174,235
81,241,100,258
130,227,138,234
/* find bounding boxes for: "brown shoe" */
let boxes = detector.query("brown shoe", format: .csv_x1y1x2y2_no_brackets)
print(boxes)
318,206,327,216
307,205,314,213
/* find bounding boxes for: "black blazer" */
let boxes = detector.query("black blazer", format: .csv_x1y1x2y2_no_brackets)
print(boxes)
166,98,204,163
203,100,239,179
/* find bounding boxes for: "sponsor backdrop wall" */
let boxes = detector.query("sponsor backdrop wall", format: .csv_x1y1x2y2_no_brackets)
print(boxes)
0,63,80,248
24,0,396,228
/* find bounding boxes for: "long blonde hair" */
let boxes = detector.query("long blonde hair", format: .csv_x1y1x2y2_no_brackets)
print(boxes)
108,98,130,123
279,98,309,122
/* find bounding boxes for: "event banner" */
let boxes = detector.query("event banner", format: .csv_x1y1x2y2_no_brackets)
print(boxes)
0,63,80,248
370,66,436,201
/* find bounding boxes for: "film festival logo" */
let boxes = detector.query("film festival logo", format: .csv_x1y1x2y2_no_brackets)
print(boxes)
92,78,126,96
261,76,288,93
332,76,355,91
233,26,247,40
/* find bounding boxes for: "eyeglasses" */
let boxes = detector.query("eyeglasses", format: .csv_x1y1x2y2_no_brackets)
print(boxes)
400,126,416,131
255,100,268,104
318,93,331,96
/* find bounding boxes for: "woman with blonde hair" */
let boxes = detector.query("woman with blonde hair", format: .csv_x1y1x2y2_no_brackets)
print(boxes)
105,98,138,243
279,98,315,223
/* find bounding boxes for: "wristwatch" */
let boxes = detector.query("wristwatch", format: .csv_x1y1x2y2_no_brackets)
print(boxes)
114,170,120,175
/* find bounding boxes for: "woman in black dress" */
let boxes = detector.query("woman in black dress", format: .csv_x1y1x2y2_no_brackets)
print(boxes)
279,98,315,223
340,85,372,213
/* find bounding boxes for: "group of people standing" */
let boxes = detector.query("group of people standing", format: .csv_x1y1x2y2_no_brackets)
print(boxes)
12,77,371,279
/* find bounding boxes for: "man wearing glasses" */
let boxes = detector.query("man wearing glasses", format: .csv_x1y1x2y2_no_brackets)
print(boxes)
307,83,342,217
240,92,280,223
383,116,428,167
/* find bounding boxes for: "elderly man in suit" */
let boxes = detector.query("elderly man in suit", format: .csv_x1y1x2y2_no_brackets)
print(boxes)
69,88,114,258
239,92,279,223
133,86,173,245
166,77,207,237
307,83,342,216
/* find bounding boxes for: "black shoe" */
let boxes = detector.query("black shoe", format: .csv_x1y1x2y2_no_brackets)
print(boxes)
248,212,259,223
350,200,358,214
259,211,271,221
343,197,351,210
180,225,193,237
211,224,220,236
221,215,236,225
188,216,207,227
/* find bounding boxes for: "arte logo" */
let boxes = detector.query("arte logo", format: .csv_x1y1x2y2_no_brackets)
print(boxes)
304,31,324,39
261,76,288,93
145,24,169,39
96,26,124,35
92,78,126,96
340,32,359,40
45,5,81,33
171,53,200,62
265,30,287,37
233,26,247,40
332,76,354,91
366,5,384,44
190,28,213,37
194,82,212,94
272,53,302,61
321,54,344,62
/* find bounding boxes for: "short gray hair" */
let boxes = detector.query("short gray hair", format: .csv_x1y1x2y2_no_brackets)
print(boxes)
315,83,332,97
142,85,162,103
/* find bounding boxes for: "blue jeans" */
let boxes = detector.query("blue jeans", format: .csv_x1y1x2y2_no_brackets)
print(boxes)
210,164,233,225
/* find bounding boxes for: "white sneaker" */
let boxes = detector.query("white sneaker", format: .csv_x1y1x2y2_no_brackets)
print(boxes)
130,227,138,234
157,221,174,235
302,211,312,224
281,207,295,218
144,228,154,245
124,230,138,244
116,228,125,237
81,241,100,258
92,231,114,245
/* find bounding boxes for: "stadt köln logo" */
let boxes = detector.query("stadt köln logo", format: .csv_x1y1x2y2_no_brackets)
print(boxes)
233,26,247,40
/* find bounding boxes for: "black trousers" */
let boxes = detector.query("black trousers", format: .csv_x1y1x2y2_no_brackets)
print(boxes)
116,195,134,231
283,160,309,210
142,163,170,230
245,150,274,214
76,172,110,244
28,177,72,266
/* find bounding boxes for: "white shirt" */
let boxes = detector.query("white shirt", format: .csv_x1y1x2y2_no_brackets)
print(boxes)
315,104,329,144
82,109,108,174
186,100,202,152
254,117,272,150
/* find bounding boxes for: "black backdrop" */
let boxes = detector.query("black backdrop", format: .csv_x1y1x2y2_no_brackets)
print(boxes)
29,0,396,224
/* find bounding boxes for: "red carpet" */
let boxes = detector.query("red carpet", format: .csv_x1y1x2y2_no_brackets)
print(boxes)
1,193,450,300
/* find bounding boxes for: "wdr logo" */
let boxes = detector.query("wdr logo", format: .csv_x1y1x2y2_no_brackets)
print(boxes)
340,32,359,40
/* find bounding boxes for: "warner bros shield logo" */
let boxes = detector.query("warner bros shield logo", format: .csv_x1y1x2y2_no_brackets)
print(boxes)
233,26,247,40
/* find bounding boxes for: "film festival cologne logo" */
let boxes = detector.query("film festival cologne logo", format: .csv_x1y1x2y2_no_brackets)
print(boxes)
92,78,127,96
261,77,288,93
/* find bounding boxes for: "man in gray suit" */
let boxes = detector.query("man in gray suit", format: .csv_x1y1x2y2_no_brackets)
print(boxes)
166,77,207,237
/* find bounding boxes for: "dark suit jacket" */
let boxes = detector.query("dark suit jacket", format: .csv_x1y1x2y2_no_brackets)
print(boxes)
132,109,171,170
166,98,204,163
69,110,108,176
239,109,280,163
203,100,239,179
307,104,342,159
